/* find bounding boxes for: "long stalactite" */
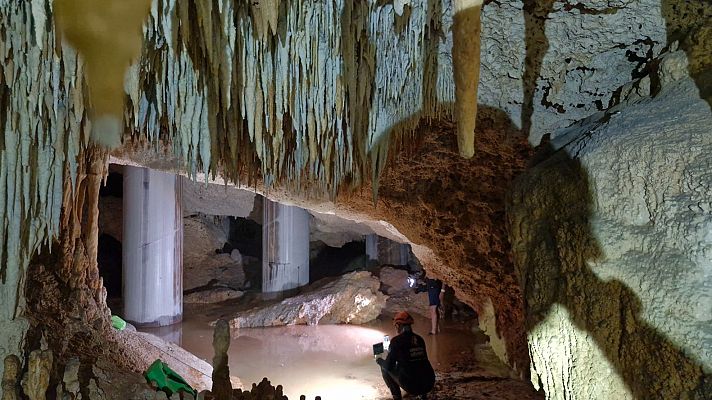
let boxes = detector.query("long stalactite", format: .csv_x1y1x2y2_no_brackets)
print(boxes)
453,0,482,158
124,0,462,195
0,0,89,322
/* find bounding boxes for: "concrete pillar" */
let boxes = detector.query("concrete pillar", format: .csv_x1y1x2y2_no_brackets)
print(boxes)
122,166,183,327
262,199,310,293
376,237,410,266
365,234,379,261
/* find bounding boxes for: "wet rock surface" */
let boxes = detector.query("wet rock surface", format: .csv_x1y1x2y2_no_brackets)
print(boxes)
228,271,387,328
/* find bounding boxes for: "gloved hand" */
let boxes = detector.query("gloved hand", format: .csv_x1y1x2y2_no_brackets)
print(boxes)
376,357,385,367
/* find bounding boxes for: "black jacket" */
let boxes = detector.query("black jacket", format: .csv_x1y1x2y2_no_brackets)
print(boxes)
379,330,435,395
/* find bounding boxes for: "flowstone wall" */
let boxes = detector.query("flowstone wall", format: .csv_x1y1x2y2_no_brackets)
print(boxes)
508,51,712,399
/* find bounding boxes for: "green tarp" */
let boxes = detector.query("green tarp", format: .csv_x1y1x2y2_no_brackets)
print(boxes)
144,359,197,397
111,315,127,331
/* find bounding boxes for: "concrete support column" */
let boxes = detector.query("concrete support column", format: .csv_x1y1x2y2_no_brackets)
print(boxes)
262,199,310,293
365,234,379,261
123,166,183,327
374,237,410,266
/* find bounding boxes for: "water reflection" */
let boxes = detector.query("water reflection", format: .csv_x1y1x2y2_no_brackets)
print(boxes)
142,310,479,400
143,324,183,346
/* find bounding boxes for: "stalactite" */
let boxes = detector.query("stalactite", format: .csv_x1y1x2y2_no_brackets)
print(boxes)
0,4,113,384
54,0,152,148
1,355,21,400
453,0,482,158
127,0,459,195
0,1,88,321
0,0,471,374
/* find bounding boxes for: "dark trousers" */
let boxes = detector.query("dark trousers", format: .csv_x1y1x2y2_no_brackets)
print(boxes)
380,367,430,400
380,367,403,399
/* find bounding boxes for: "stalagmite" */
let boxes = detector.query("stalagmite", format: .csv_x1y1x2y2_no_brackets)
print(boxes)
55,358,81,399
453,0,483,158
20,350,52,400
211,320,232,400
1,355,21,400
54,0,152,148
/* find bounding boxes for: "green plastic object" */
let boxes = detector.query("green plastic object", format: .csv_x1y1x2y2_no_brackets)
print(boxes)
144,359,197,397
111,315,127,331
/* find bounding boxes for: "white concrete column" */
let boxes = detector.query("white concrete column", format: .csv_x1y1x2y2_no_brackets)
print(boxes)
262,199,310,293
378,237,410,266
122,166,183,327
365,234,379,261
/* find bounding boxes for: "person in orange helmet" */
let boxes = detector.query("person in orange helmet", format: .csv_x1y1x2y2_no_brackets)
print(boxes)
376,311,435,400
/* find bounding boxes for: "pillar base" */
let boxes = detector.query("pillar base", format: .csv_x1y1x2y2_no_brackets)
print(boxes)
126,313,182,329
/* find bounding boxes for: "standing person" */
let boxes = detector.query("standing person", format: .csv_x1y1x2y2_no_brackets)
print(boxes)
376,312,435,400
427,278,444,335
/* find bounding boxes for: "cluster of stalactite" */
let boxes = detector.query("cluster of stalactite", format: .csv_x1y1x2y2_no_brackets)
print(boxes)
124,0,458,195
0,0,90,321
25,146,112,362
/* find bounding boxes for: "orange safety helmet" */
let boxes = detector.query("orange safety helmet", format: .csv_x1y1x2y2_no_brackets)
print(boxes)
393,311,414,326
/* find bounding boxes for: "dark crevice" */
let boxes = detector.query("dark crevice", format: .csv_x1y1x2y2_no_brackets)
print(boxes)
561,2,623,15
540,82,566,114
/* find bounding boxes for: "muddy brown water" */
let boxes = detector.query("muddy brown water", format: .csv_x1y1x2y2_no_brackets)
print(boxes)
141,304,485,399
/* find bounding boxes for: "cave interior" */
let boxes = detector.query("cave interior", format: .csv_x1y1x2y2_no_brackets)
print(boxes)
0,0,711,399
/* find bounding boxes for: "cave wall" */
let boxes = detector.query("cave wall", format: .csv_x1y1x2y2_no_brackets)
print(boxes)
508,51,712,399
0,0,91,379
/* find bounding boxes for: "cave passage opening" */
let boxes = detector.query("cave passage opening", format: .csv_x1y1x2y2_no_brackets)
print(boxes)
94,163,512,399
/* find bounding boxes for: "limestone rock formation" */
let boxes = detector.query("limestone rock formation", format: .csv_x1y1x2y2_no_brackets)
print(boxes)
116,330,216,392
56,358,81,399
453,0,482,157
231,378,288,400
21,349,53,400
212,320,232,400
508,51,712,399
54,0,152,148
308,213,371,248
183,215,245,292
379,267,411,296
1,355,21,400
379,267,430,318
182,178,257,218
185,288,244,304
98,196,123,242
229,272,387,328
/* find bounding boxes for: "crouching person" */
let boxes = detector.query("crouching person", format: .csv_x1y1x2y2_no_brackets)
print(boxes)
377,311,435,400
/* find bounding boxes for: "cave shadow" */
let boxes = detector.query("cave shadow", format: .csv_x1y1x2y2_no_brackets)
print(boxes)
521,0,557,138
509,146,711,398
661,0,712,109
